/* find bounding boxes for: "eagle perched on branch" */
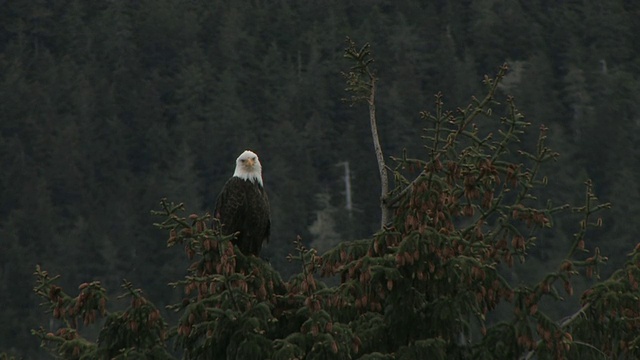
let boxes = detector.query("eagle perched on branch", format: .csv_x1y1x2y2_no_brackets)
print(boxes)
214,150,271,256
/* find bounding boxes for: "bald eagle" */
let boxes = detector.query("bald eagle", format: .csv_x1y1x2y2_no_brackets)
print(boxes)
214,150,271,256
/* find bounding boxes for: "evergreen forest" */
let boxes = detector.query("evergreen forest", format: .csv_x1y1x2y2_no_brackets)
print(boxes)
1,0,640,358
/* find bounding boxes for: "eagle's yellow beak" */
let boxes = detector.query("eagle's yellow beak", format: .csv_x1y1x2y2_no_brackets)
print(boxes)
245,158,255,167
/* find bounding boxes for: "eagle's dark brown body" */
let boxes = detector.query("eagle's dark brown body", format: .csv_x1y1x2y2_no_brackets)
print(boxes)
214,176,270,256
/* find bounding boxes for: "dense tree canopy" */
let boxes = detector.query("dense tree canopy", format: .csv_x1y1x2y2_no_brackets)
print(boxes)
1,0,639,357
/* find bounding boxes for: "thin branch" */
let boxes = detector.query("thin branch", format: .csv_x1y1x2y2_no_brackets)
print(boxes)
559,303,590,328
520,303,591,360
385,170,427,208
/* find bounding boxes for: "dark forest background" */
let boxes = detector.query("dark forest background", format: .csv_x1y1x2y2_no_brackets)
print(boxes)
1,0,639,357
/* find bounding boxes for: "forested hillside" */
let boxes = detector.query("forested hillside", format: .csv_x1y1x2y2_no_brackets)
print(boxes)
1,0,639,357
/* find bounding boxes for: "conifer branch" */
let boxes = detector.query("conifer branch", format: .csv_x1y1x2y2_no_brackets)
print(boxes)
385,65,507,210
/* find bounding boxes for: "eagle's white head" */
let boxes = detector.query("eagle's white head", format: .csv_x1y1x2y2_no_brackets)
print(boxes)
233,150,263,186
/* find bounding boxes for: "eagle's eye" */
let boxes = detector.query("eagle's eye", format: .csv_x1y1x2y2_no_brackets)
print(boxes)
240,159,246,163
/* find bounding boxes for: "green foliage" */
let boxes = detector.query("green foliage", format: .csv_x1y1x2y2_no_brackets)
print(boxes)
161,205,361,359
32,267,171,359
343,38,376,105
157,203,284,359
31,199,361,359
323,53,612,358
571,245,640,357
